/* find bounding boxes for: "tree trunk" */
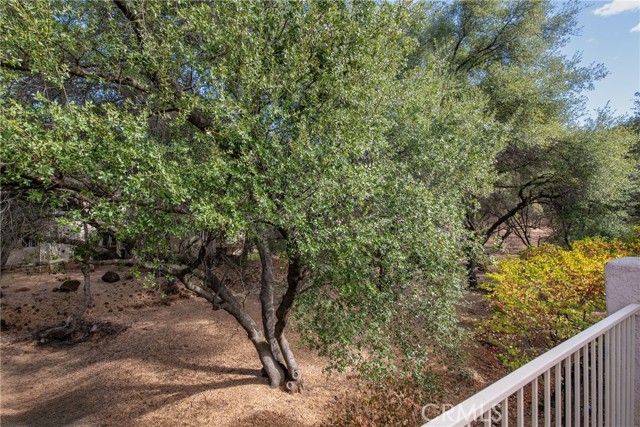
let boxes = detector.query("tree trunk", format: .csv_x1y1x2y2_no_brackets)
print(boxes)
255,236,305,392
173,235,308,391
181,273,287,387
38,263,93,341
209,270,287,388
466,256,478,289
275,252,305,392
0,238,19,280
0,238,18,270
255,238,285,365
39,223,93,342
179,248,288,389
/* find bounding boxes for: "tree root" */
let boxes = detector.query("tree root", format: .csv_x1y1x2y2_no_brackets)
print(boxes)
38,263,93,343
285,379,305,393
36,319,127,346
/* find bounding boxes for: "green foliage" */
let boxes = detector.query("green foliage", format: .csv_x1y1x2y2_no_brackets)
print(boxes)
547,114,637,241
0,0,504,382
1,0,634,389
626,93,640,224
415,0,636,249
480,233,640,368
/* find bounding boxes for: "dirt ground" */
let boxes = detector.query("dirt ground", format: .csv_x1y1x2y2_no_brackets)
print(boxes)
0,263,350,427
0,247,522,427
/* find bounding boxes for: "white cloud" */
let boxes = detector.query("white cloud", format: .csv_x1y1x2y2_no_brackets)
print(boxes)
631,22,640,32
593,0,640,16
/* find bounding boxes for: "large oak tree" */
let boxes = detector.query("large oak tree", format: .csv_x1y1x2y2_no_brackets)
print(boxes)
1,0,501,389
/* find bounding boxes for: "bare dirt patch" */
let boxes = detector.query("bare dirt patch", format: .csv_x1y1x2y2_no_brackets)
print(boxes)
1,257,516,426
0,264,348,427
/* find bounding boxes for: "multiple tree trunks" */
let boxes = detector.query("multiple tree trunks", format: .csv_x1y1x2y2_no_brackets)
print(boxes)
176,235,305,392
255,238,304,391
28,221,304,391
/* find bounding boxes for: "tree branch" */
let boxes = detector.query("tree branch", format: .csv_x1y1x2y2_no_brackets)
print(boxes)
112,0,145,45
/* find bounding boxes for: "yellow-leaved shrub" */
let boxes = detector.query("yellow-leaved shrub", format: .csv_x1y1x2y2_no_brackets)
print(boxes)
480,231,640,368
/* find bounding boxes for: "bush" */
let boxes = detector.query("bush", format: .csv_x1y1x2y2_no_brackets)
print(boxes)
480,232,640,368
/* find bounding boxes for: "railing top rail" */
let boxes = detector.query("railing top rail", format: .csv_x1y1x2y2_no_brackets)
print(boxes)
423,303,640,427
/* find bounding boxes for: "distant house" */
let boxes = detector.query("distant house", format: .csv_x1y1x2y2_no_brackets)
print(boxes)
4,240,75,267
3,224,121,268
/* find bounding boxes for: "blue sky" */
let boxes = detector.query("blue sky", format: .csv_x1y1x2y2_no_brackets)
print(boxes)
561,0,640,120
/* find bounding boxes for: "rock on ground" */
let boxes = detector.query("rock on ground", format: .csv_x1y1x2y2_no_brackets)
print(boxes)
101,271,120,283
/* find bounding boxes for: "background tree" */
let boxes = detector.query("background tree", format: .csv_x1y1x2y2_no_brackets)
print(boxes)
626,92,640,224
544,113,635,242
0,190,54,271
411,0,635,285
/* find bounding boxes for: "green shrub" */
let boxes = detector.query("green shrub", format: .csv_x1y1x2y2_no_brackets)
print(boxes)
480,232,640,368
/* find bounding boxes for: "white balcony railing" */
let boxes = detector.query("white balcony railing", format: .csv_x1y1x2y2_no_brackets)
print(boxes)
424,257,640,427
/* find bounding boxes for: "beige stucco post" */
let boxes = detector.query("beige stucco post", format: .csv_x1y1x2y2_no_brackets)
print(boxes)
605,257,640,427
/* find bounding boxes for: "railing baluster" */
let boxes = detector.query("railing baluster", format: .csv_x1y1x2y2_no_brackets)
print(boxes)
627,317,632,427
618,322,631,426
631,315,636,427
544,370,550,427
583,344,589,427
574,350,579,427
598,334,603,427
565,355,572,426
620,323,625,427
631,313,637,427
615,324,621,427
501,397,509,427
555,362,562,427
620,319,624,426
628,317,632,426
604,331,615,427
590,339,596,427
532,377,538,426
517,388,524,427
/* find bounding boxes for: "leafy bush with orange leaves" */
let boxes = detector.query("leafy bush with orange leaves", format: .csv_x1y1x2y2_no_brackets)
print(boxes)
480,232,640,368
